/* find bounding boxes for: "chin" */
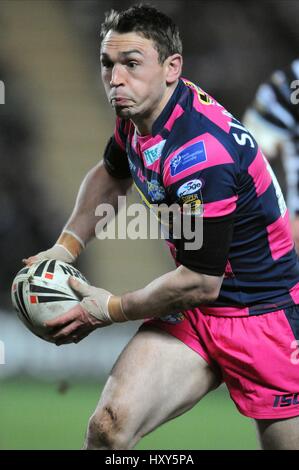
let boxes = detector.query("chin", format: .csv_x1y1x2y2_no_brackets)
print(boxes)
115,108,134,119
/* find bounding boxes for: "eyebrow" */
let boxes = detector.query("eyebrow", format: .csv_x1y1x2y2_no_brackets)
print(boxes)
101,50,144,58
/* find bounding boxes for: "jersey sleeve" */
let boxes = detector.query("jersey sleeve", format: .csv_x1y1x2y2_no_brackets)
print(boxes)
162,136,237,276
103,117,132,179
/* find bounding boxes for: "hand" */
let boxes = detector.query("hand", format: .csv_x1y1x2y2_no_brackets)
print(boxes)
23,244,76,266
23,230,85,266
44,277,126,345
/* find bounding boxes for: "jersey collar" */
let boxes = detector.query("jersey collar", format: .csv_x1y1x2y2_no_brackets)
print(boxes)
150,78,185,137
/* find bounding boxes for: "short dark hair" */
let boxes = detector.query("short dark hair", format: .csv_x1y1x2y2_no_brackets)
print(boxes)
100,4,182,63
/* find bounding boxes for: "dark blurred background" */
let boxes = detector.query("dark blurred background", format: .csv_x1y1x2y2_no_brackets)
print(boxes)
0,0,298,449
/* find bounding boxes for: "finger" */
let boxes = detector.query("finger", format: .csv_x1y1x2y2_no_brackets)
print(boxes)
22,256,39,266
58,321,98,341
68,276,91,298
54,323,97,345
55,337,76,346
44,305,82,328
71,324,96,344
73,330,92,344
55,328,89,346
52,320,82,341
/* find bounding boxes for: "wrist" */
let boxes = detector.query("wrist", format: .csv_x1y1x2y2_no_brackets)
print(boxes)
108,296,129,322
56,230,85,259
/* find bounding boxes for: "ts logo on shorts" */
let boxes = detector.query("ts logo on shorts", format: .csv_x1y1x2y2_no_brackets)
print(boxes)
273,393,299,408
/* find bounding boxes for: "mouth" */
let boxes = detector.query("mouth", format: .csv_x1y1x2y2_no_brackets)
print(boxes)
111,97,132,106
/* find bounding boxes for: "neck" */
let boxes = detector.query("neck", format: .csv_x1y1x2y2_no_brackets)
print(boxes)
132,80,179,136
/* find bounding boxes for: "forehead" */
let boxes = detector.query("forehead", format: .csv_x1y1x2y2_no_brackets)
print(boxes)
101,31,157,57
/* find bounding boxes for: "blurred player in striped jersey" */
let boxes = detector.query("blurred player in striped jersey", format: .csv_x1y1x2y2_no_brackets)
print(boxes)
244,60,299,250
24,5,299,450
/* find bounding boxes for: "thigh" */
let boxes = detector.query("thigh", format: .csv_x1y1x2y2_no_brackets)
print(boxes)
256,416,299,450
200,308,299,420
93,327,221,440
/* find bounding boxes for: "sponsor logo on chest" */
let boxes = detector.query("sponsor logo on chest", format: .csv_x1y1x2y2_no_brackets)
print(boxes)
147,180,166,202
143,140,166,166
170,141,207,176
180,194,203,215
176,179,203,197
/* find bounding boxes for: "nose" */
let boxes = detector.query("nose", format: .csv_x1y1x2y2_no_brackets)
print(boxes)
110,64,125,87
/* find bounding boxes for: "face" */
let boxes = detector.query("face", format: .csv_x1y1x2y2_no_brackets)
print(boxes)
100,31,169,123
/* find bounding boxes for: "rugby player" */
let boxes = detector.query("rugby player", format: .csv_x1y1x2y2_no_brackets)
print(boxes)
24,5,299,450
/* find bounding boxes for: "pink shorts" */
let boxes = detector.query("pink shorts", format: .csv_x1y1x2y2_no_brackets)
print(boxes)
141,305,299,419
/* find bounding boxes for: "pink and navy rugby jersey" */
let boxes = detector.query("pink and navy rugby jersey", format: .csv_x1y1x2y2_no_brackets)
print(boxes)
104,78,299,316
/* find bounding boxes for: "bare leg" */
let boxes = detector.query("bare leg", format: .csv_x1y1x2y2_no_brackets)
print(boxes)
256,416,299,449
84,327,221,449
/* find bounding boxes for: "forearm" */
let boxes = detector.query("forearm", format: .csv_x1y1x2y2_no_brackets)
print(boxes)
111,266,222,321
64,162,132,245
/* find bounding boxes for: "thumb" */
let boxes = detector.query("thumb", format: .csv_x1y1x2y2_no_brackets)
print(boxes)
22,256,37,266
68,276,91,298
22,254,42,266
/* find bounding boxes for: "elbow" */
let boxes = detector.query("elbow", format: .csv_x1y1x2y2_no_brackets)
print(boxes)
206,276,223,302
184,284,220,308
204,286,220,303
177,266,222,306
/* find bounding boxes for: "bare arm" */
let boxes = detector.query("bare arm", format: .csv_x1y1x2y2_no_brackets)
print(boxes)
111,265,223,321
64,161,132,245
24,162,132,265
46,264,223,345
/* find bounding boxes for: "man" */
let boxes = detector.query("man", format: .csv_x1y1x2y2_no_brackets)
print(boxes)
243,59,299,250
24,5,299,450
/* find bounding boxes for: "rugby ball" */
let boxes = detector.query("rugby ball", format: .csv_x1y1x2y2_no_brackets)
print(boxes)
11,259,89,341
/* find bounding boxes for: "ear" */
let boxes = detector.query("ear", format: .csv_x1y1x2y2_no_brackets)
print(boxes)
165,54,183,85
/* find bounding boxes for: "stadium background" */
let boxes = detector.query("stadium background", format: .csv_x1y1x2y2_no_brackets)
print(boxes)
0,0,298,450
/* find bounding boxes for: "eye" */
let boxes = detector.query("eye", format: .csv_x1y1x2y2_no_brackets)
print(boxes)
127,61,138,69
101,60,113,69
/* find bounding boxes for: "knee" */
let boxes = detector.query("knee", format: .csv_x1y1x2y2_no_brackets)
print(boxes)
84,404,133,450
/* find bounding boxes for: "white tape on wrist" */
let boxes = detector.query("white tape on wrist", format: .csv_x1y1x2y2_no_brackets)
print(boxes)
54,244,76,262
63,229,85,249
80,294,113,323
105,294,113,322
